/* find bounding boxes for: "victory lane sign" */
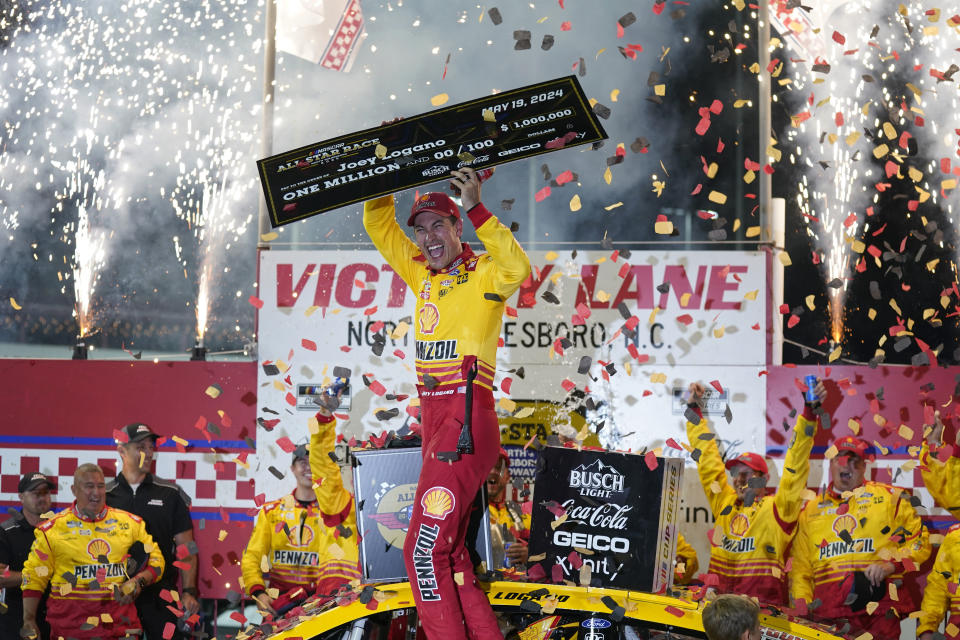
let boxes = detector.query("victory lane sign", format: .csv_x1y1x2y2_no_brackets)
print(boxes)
257,75,608,227
528,446,683,593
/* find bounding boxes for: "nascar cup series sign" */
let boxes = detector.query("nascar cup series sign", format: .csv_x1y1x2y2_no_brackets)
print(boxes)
528,447,683,592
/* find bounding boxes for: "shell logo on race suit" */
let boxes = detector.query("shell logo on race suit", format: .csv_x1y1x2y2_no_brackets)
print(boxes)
419,303,440,333
730,513,750,537
87,538,112,561
421,486,455,520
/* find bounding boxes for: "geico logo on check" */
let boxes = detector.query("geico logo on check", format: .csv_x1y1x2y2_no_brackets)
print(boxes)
553,530,629,553
416,339,459,361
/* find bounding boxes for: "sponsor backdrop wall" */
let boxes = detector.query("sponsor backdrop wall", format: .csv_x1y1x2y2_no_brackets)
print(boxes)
256,248,770,568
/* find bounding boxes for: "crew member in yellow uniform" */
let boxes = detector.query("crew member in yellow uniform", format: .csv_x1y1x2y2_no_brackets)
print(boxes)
364,167,530,640
242,397,360,616
918,523,960,640
920,410,960,517
486,448,530,569
788,435,931,639
685,379,823,605
21,463,164,639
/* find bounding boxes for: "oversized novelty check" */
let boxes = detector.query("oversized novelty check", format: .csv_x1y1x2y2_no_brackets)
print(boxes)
257,75,608,227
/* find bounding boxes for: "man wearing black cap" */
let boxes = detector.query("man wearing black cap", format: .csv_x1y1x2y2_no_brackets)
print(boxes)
105,422,199,639
0,472,53,639
364,167,529,640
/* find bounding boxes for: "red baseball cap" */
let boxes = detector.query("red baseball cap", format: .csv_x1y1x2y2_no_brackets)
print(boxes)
498,447,510,467
833,436,875,461
725,452,769,475
407,192,461,227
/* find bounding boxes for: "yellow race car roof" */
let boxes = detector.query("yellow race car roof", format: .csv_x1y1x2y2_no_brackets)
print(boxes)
260,580,846,640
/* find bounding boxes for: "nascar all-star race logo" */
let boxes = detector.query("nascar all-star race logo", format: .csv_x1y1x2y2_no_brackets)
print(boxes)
568,458,625,499
368,482,418,549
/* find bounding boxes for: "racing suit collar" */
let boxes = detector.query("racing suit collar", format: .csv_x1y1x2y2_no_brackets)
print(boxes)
417,243,476,275
71,501,108,522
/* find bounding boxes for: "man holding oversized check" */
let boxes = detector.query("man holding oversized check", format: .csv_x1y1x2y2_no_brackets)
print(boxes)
364,167,530,639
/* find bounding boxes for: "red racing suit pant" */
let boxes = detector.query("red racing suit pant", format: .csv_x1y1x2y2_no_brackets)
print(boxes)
403,380,503,640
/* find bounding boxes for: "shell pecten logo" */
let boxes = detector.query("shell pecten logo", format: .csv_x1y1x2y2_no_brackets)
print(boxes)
832,513,857,537
729,513,750,538
419,303,440,334
421,486,455,520
87,538,112,561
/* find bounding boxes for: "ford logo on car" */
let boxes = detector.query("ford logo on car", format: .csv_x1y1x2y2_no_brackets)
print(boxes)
582,618,612,629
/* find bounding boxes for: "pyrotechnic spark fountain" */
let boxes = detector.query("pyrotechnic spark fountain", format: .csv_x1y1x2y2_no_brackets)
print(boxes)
0,0,260,352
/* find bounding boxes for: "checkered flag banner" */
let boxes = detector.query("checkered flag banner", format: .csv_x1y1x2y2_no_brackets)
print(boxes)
275,0,366,70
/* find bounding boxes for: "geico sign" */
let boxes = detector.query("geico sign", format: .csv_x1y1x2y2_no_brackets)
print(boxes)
270,259,753,311
553,530,630,552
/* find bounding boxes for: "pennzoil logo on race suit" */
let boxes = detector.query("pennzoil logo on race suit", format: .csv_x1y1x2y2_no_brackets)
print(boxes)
416,339,459,361
273,549,320,567
419,303,440,333
412,523,441,601
421,487,455,520
568,459,624,498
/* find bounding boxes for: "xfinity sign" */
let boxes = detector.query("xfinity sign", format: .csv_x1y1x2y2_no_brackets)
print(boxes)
569,459,624,498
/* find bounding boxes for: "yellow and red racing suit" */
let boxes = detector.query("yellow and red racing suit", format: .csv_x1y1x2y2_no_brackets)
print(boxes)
920,441,960,517
365,194,530,640
241,413,360,598
918,523,960,638
788,480,930,636
686,405,817,604
21,504,164,638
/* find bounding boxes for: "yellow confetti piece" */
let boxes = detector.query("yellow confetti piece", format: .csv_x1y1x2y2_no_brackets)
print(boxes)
708,190,727,205
101,613,114,624
888,581,899,601
650,372,667,384
872,143,889,159
890,299,902,316
603,166,612,184
172,435,189,447
828,345,842,362
654,84,666,96
551,514,568,529
946,623,960,637
328,542,346,559
883,122,897,139
260,232,279,242
597,290,610,303
205,385,221,399
705,162,718,178
908,167,924,183
569,194,582,211
86,616,100,627
898,424,914,440
868,308,877,320
845,131,861,146
744,289,758,301
610,89,620,102
35,565,49,577
943,178,957,191
745,225,761,238
272,380,287,392
604,202,623,211
453,571,465,586
514,406,534,419
305,305,320,317
851,240,865,253
498,397,517,413
778,251,792,266
848,418,861,434
481,108,496,122
713,326,725,338
218,529,228,542
391,321,410,340
709,481,722,494
260,555,271,572
732,219,741,233
824,444,839,460
545,251,559,261
374,144,388,159
59,583,72,596
595,48,606,58
805,295,816,311
743,170,756,184
680,292,692,306
430,93,449,106
654,220,674,234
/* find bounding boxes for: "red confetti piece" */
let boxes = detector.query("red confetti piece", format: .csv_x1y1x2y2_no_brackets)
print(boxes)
561,379,576,392
505,306,518,318
301,338,317,351
275,436,296,453
575,302,591,320
644,451,658,470
709,380,723,393
248,295,265,309
652,1,665,15
665,605,685,618
369,380,387,396
560,20,572,30
556,170,574,185
832,30,846,44
285,392,297,406
552,563,565,583
229,612,247,624
616,21,624,38
534,186,552,202
676,314,693,325
364,305,378,316
393,349,405,359
162,622,176,640
666,438,681,450
501,377,513,394
709,99,723,114
568,551,583,569
527,563,546,580
370,320,385,333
